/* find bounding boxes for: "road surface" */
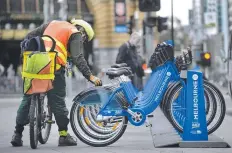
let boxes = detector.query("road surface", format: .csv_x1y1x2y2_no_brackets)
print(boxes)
0,86,232,153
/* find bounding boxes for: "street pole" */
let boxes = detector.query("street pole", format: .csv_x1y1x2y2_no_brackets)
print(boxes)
44,0,54,23
77,0,82,18
43,0,49,23
50,0,54,20
58,0,68,21
134,0,139,32
145,12,154,60
171,0,174,50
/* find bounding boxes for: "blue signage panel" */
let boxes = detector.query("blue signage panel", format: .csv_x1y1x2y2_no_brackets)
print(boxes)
183,70,208,141
115,25,128,33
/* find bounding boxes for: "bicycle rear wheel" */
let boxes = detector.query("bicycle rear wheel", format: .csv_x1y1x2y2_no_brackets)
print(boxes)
38,94,53,144
29,94,40,149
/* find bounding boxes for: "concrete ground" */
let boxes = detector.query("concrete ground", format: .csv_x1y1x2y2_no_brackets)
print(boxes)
0,85,232,153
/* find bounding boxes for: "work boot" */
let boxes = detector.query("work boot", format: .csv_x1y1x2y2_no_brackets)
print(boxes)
11,132,23,147
58,134,77,146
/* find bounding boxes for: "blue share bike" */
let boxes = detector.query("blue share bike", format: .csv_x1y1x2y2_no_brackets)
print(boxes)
69,43,226,147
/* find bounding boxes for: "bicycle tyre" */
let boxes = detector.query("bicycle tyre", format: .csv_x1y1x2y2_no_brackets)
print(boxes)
228,81,232,99
161,80,211,117
160,82,176,111
29,94,39,149
70,86,128,147
38,94,52,144
77,86,126,137
166,80,226,134
203,81,226,134
78,86,126,137
163,81,216,126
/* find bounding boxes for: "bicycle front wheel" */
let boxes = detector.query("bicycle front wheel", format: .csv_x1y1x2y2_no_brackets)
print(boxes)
38,94,52,144
29,94,40,149
70,86,128,147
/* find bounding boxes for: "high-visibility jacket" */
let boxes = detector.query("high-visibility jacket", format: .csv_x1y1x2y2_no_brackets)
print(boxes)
42,20,79,70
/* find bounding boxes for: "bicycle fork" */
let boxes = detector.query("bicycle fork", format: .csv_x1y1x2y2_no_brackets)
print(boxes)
39,95,55,126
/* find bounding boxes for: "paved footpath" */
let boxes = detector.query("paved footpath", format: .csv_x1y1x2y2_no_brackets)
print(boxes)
0,86,232,153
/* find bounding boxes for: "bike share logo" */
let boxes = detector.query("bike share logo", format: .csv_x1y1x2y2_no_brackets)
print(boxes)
192,74,198,81
155,72,171,101
191,74,201,131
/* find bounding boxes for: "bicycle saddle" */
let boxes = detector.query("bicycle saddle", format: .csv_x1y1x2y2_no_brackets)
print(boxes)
106,67,132,78
108,67,131,72
111,63,128,68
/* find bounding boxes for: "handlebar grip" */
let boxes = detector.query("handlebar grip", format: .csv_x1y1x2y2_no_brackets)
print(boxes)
187,47,192,61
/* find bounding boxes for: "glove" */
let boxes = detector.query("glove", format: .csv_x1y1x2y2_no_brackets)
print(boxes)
89,75,102,86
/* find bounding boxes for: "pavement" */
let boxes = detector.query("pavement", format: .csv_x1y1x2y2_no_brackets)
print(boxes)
0,86,232,153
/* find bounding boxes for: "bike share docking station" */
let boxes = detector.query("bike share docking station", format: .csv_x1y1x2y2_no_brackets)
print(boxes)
148,70,231,148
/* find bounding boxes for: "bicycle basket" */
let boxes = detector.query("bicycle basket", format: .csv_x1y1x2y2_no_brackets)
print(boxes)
148,44,174,70
22,51,57,94
175,47,193,72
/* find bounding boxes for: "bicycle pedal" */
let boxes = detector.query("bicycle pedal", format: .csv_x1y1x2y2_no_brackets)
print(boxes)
146,124,152,127
46,120,55,124
147,114,154,118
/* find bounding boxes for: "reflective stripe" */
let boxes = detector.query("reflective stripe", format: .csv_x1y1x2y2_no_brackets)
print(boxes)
42,37,68,70
22,72,55,80
42,37,67,57
97,122,103,127
112,122,119,131
56,64,61,70
59,130,68,136
79,107,84,115
85,117,91,125
44,47,66,64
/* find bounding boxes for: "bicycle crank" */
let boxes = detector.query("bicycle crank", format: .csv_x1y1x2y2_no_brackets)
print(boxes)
127,108,146,126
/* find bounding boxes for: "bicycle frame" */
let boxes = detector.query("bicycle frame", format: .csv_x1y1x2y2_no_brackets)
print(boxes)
97,61,183,125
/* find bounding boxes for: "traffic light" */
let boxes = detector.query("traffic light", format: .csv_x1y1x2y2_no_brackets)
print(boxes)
157,17,168,33
200,52,211,67
139,0,161,12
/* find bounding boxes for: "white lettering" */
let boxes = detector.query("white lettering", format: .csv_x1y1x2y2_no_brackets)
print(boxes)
194,115,198,120
192,80,199,129
154,73,170,101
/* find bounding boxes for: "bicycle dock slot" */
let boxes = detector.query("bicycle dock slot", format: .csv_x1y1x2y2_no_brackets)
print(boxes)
149,70,230,148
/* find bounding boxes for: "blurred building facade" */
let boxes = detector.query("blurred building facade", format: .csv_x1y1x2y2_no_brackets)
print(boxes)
0,0,145,94
228,0,232,32
188,0,204,45
188,0,224,43
0,0,145,70
86,0,145,69
188,0,227,83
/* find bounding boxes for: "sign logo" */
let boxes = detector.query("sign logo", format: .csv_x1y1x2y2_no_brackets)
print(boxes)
192,74,198,80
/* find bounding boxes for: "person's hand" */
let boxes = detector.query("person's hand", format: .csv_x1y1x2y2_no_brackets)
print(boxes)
89,75,102,86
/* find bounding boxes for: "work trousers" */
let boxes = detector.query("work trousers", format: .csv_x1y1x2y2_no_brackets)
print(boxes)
15,68,69,134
